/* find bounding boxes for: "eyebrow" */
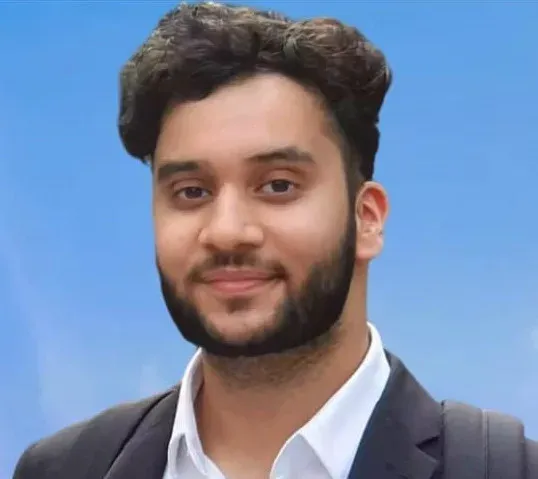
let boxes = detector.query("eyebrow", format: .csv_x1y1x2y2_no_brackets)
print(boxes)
156,146,314,183
251,147,314,165
156,160,199,183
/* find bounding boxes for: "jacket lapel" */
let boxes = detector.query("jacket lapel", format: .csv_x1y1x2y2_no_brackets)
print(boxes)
104,389,178,479
347,352,442,479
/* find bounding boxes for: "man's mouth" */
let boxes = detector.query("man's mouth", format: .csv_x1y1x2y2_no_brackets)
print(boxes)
199,268,281,295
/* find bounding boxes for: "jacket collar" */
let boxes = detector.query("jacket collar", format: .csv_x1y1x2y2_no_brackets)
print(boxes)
104,389,177,479
347,351,442,479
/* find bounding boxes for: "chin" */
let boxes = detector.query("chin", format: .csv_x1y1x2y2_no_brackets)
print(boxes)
204,309,278,344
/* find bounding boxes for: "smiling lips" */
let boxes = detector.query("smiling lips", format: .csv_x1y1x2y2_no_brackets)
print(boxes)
200,269,279,295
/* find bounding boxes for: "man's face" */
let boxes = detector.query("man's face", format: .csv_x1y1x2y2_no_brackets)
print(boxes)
152,73,381,357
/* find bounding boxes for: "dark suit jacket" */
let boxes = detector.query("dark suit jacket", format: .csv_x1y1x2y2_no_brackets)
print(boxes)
12,352,537,479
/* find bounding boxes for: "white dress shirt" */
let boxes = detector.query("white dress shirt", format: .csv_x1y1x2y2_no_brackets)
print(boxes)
163,323,390,479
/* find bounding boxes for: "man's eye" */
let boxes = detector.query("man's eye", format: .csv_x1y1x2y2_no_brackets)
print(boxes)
175,186,210,199
259,179,296,194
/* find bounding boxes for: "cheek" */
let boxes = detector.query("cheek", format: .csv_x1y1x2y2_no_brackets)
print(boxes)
154,212,197,274
263,191,349,279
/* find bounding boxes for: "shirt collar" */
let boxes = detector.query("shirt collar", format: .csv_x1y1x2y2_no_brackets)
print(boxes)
167,323,390,479
297,323,390,478
167,348,206,475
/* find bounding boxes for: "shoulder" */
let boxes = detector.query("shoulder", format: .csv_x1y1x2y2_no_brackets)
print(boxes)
13,388,177,479
13,418,89,479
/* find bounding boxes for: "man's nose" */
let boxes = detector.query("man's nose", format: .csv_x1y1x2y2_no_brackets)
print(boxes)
198,189,264,251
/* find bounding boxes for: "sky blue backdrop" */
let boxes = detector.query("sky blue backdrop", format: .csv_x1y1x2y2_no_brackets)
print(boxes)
1,1,537,477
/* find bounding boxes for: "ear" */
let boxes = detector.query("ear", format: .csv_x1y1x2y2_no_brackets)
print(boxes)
354,181,389,261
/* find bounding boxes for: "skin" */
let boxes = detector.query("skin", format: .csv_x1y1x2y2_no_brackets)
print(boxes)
153,73,389,479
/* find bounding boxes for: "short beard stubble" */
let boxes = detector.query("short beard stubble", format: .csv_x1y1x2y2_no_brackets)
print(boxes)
158,211,357,365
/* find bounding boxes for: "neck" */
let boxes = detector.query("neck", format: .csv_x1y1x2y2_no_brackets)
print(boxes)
195,314,370,474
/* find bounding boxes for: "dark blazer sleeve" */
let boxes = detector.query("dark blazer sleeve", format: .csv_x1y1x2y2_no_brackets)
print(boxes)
13,442,37,479
12,421,88,479
12,389,175,479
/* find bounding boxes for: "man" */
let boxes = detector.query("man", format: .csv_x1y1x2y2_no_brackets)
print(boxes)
13,2,537,479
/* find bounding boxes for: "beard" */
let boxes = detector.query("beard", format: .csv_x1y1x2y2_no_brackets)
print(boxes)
158,214,356,358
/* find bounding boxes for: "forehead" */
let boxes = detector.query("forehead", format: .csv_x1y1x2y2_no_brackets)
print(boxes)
154,73,342,166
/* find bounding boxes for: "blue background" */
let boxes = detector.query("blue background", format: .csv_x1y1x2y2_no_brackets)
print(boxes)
1,1,537,477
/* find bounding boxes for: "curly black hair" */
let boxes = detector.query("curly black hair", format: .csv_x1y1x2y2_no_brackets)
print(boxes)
118,2,392,182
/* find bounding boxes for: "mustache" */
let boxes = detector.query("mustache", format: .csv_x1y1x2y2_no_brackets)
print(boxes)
187,252,287,282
